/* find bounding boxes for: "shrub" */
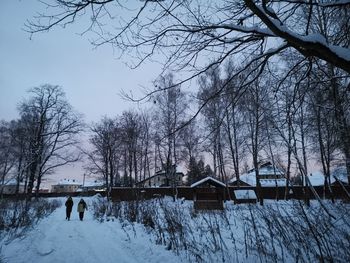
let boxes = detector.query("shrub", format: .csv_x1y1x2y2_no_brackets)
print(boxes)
91,197,350,263
0,198,61,241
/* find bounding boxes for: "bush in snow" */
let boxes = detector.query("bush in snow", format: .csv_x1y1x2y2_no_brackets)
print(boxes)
0,198,61,240
91,194,121,222
91,197,350,263
91,196,109,222
242,200,350,262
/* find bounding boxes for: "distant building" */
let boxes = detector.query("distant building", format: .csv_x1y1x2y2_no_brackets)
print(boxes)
77,180,105,192
308,167,348,186
51,179,81,193
229,161,286,187
331,166,349,185
0,179,25,194
135,170,185,187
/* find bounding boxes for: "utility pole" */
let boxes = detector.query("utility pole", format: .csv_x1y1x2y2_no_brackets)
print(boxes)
83,173,86,191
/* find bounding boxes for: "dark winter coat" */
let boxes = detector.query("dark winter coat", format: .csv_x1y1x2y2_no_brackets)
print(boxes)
65,198,73,211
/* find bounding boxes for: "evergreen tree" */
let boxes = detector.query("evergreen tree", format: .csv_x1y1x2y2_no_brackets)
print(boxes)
186,157,213,185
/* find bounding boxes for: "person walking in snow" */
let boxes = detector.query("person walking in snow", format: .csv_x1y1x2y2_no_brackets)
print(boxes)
77,198,88,221
65,196,73,221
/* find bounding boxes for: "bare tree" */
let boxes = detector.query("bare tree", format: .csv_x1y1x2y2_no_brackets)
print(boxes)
86,117,120,198
18,85,83,196
178,118,201,167
138,111,154,184
121,110,141,186
153,73,187,186
327,68,350,184
222,61,248,184
268,78,296,198
307,75,337,197
307,4,350,182
241,76,270,205
8,119,34,194
198,66,227,182
0,121,17,195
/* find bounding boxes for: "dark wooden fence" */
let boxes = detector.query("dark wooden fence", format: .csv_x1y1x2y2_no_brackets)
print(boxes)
1,190,106,199
110,185,350,201
110,187,193,201
1,185,349,201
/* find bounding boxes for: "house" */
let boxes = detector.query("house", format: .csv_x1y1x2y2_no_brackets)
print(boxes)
229,161,286,187
51,179,81,193
331,166,348,185
77,180,106,192
308,167,348,187
135,170,185,187
0,179,25,194
191,176,226,210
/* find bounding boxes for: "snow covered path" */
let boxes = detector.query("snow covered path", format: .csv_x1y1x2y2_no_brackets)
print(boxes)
2,198,180,263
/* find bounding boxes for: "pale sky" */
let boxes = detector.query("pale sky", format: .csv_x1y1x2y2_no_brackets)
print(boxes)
0,0,160,122
0,0,162,186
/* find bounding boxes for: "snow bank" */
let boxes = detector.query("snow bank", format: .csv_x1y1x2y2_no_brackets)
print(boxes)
1,197,179,263
2,197,350,263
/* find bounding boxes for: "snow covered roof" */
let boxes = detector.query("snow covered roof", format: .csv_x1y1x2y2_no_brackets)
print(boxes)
307,171,325,186
234,190,257,200
331,167,348,183
54,179,81,186
308,168,348,186
155,169,184,176
83,180,105,187
229,162,286,187
190,176,226,188
229,173,286,187
247,163,284,176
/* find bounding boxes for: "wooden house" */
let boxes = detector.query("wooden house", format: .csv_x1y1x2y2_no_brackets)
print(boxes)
0,179,25,194
229,161,286,187
307,167,348,187
135,170,185,187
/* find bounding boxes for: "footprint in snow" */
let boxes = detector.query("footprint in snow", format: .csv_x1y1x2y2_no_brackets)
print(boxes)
36,240,55,256
37,248,55,256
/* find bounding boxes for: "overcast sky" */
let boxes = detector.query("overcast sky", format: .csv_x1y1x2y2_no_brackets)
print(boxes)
0,0,163,186
0,0,160,123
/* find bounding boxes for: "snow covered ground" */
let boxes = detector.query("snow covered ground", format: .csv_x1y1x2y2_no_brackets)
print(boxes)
1,196,350,263
1,197,180,263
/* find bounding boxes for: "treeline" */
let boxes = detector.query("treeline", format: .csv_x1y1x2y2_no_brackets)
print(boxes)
2,57,349,200
85,59,349,198
0,85,83,196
